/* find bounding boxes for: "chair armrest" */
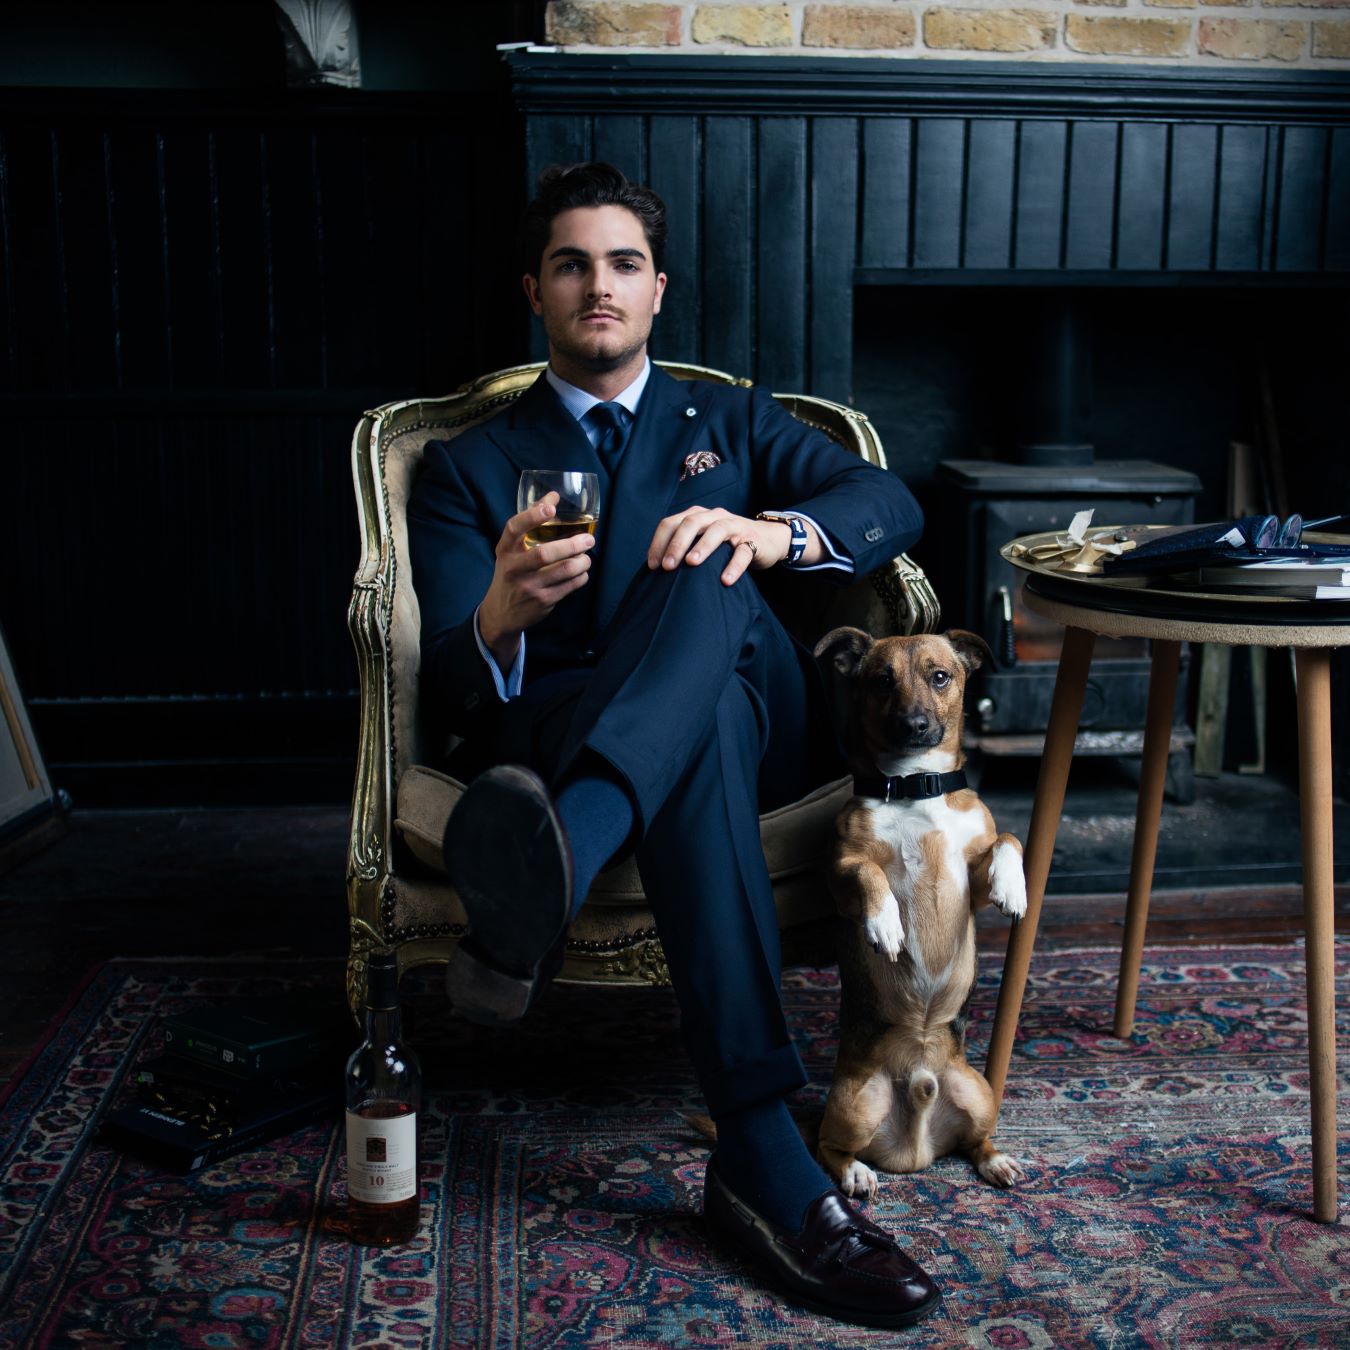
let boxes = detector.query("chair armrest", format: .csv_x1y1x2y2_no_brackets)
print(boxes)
870,552,942,636
346,409,398,992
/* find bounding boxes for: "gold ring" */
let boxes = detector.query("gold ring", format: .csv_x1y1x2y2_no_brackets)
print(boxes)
741,539,757,556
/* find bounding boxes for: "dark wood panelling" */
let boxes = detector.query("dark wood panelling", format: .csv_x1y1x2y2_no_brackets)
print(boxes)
1118,122,1168,270
515,54,1350,403
1275,125,1330,273
646,114,700,361
964,119,1015,270
1064,121,1117,271
1330,128,1350,272
1167,123,1218,271
701,116,754,377
1214,124,1269,272
912,119,964,270
810,118,857,401
591,115,645,185
756,117,807,391
0,91,527,801
508,54,1350,123
1013,120,1067,271
859,117,910,271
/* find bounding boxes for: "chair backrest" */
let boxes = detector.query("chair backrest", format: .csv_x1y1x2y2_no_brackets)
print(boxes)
348,362,924,802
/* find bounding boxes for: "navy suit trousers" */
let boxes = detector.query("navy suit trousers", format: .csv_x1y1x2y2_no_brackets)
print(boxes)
491,547,839,1117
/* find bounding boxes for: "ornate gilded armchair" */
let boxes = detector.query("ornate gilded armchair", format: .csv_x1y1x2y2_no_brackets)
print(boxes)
345,362,939,1012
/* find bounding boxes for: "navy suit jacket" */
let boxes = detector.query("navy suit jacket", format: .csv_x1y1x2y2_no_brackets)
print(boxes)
407,366,923,748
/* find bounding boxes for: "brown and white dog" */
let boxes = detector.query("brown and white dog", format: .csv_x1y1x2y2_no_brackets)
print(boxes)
811,626,1027,1199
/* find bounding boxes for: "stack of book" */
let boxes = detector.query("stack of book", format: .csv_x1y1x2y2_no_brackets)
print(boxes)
1197,558,1350,600
100,998,349,1173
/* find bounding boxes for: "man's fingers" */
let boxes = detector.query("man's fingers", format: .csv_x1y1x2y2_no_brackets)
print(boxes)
647,508,699,569
502,532,595,573
540,570,590,600
533,560,591,603
683,518,737,566
654,508,728,570
720,539,756,585
522,550,592,598
500,493,559,550
532,533,596,567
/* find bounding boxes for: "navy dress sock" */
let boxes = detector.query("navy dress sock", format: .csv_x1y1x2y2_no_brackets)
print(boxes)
713,1097,835,1233
555,765,634,916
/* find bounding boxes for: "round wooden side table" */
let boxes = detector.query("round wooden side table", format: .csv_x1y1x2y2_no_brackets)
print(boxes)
983,538,1350,1222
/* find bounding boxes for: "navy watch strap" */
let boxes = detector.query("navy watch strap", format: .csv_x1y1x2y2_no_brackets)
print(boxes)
758,512,809,566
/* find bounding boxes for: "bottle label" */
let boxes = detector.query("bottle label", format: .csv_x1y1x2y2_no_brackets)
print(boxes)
345,1110,417,1203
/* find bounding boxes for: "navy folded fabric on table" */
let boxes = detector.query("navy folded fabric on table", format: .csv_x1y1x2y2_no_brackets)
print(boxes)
1102,515,1350,578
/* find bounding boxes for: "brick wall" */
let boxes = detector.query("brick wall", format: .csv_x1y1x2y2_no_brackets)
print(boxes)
544,0,1350,66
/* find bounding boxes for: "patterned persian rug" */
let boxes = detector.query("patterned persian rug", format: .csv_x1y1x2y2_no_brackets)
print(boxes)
1,944,1348,1349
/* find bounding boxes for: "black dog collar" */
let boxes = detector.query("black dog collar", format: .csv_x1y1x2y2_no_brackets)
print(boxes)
854,769,969,802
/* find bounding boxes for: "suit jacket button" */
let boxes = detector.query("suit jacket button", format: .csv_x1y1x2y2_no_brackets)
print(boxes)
584,648,596,660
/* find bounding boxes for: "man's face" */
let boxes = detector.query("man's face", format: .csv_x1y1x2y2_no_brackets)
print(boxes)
523,205,667,383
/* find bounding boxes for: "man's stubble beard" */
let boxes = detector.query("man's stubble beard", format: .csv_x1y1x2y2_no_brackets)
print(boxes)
551,312,655,374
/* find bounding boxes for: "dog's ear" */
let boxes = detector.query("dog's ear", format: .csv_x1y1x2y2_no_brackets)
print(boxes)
944,629,994,673
814,626,874,679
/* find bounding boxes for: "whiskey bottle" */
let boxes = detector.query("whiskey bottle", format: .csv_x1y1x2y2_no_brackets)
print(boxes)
345,949,421,1246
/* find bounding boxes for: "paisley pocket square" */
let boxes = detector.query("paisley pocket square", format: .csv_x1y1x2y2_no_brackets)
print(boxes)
680,450,722,480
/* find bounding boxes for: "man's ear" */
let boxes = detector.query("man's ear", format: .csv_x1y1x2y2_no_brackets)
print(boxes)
944,629,994,673
522,273,543,316
814,627,873,679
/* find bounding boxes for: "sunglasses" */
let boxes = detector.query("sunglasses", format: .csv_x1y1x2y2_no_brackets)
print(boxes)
1240,513,1347,550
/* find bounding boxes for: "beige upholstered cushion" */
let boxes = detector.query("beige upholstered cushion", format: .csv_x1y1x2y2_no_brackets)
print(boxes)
395,762,852,908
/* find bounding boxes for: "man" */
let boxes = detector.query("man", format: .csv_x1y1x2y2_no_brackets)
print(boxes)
407,163,939,1329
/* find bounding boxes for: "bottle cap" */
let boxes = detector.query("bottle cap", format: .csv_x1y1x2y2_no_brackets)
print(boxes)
365,949,400,1011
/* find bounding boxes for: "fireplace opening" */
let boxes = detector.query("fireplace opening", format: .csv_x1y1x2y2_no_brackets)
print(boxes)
852,283,1348,791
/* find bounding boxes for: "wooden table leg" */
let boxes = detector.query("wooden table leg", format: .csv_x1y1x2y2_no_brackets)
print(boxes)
1113,639,1183,1038
1295,647,1338,1224
986,625,1096,1109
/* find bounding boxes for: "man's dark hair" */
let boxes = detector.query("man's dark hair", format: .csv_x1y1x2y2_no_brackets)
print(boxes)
519,162,667,276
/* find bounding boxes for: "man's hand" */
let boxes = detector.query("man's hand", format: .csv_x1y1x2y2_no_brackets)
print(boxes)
478,493,595,668
647,507,810,586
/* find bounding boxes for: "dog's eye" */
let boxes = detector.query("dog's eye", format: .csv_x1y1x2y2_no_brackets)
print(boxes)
870,668,893,692
931,669,952,688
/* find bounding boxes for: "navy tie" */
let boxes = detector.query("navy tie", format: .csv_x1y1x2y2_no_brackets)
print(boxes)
586,402,631,478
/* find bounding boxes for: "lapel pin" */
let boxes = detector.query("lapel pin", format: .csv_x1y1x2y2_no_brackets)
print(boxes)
685,407,696,418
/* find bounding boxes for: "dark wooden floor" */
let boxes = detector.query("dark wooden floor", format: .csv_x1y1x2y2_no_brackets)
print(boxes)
1,771,1346,1085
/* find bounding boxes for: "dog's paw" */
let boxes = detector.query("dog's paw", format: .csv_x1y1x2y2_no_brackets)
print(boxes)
864,892,905,960
839,1159,880,1202
989,841,1027,919
978,1150,1026,1188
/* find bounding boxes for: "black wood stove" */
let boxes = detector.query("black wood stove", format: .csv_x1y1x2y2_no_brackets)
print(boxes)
926,297,1202,793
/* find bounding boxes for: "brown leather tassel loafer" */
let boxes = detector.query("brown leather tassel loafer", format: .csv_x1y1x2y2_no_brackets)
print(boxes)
703,1159,942,1329
442,766,574,1026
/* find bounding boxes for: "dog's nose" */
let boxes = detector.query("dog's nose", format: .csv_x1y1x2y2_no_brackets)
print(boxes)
903,712,930,738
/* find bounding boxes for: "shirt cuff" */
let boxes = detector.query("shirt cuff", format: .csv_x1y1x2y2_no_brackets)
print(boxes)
473,607,525,701
782,512,855,574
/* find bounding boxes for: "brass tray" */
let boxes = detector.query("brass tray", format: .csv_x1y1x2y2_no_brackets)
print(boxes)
1002,527,1350,610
